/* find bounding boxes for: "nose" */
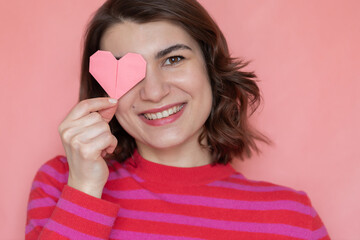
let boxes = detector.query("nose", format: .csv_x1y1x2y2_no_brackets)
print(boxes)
139,64,170,102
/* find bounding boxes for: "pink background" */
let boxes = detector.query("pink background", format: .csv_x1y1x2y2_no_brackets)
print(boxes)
1,0,359,239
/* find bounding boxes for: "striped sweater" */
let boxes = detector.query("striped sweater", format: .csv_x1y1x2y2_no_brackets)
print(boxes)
26,151,330,239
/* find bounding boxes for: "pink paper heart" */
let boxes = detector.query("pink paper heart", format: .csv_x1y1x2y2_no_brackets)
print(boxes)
89,50,147,99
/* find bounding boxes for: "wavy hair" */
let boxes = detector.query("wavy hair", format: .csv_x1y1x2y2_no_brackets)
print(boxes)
79,0,269,164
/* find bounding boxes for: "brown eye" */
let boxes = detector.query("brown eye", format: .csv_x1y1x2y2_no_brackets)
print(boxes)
164,56,184,66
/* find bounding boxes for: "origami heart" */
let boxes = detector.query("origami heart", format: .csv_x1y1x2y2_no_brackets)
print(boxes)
89,50,147,99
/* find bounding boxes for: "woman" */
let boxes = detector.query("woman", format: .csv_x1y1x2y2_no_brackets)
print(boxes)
26,0,330,239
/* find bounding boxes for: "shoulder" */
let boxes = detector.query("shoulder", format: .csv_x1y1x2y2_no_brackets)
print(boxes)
28,155,70,201
38,155,69,175
211,171,329,239
42,155,69,170
33,155,69,187
212,170,315,215
229,174,330,238
228,171,309,196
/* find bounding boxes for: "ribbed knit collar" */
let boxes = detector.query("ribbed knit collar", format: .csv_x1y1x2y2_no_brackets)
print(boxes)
124,150,236,186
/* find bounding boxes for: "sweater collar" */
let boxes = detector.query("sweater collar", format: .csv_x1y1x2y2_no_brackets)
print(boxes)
124,150,236,186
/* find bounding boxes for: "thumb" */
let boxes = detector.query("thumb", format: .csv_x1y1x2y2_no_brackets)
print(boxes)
98,102,118,123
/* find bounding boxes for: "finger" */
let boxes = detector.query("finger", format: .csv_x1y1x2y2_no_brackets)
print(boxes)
74,121,111,143
101,135,117,158
85,132,118,157
98,104,118,123
62,111,108,134
101,150,107,158
104,136,118,154
68,132,116,162
59,112,105,142
64,98,118,122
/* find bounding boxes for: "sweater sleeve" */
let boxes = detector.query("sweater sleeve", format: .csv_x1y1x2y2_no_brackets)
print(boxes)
305,194,330,240
25,156,120,240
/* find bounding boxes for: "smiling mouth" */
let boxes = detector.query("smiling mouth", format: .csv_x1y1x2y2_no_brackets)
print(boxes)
143,104,185,120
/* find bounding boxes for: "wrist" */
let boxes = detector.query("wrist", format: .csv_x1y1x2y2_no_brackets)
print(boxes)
67,177,104,198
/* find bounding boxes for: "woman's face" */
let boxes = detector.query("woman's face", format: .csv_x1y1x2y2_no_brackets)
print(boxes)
100,21,212,152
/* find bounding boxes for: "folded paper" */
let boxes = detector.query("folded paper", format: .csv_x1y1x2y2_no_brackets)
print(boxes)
89,50,147,99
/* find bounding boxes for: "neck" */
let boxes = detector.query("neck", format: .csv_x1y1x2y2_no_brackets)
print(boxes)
136,137,212,168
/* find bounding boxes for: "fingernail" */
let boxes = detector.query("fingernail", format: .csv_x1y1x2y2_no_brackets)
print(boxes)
109,98,118,104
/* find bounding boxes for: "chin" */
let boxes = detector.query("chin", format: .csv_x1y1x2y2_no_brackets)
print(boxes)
139,134,189,150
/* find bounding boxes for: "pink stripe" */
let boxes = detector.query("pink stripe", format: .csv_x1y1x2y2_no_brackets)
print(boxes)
103,189,314,216
208,180,306,193
25,218,48,234
57,198,115,226
59,156,68,164
110,230,203,240
311,226,329,239
39,164,68,183
108,168,144,182
228,173,246,179
31,181,61,198
45,219,103,240
117,208,312,239
27,197,55,210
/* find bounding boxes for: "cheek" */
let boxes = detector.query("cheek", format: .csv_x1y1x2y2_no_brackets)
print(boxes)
114,94,136,126
114,105,125,121
114,105,140,139
187,63,212,101
194,67,213,116
114,108,127,130
168,62,211,94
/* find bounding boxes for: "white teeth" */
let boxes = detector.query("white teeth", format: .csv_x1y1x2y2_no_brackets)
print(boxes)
143,104,184,120
162,110,169,117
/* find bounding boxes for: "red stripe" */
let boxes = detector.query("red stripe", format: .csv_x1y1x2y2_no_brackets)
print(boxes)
39,228,70,240
27,206,55,219
25,227,41,240
50,208,112,238
226,176,284,187
57,198,115,226
26,226,70,240
33,171,65,191
103,180,310,205
29,187,60,202
116,208,313,238
113,199,313,228
45,156,69,174
105,177,142,190
61,185,119,217
114,218,300,240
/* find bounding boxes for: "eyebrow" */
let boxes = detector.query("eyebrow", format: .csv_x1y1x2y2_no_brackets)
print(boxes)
113,44,192,60
155,44,192,59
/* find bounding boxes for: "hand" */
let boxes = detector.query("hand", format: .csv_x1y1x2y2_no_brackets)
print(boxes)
58,97,118,198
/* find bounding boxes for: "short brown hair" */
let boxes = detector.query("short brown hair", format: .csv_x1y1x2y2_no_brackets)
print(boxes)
79,0,269,164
